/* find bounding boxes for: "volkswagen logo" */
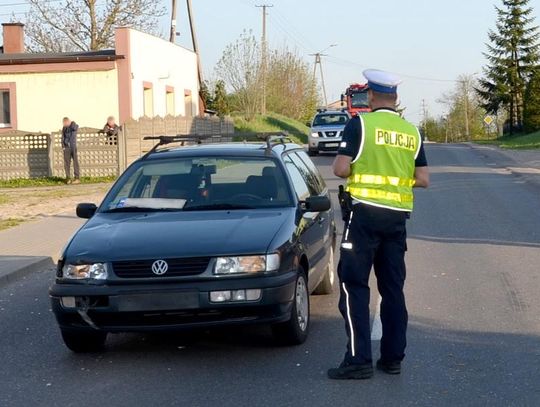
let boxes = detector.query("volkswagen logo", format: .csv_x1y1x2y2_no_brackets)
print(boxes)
151,259,169,275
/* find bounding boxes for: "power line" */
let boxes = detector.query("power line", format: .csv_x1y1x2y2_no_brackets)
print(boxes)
0,0,63,7
267,14,311,53
326,55,458,83
271,8,317,52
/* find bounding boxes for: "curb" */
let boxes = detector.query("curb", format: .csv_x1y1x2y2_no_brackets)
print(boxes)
0,256,54,288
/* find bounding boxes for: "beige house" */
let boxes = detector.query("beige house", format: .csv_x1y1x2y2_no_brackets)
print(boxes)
0,23,200,134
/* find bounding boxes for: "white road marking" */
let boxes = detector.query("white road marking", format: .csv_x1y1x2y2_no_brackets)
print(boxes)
371,295,383,341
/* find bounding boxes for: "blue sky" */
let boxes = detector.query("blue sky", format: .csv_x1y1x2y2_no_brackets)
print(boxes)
2,0,539,124
166,0,539,124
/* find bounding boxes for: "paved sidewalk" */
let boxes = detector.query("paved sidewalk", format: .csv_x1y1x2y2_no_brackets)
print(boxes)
0,213,84,286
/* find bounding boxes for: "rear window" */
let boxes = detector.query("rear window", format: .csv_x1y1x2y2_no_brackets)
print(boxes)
313,114,349,126
101,156,294,211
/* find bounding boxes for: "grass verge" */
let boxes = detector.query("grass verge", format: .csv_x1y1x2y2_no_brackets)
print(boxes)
233,112,309,144
475,130,540,149
0,218,25,231
0,176,117,189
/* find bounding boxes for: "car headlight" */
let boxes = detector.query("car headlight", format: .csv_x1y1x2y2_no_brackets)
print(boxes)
311,132,319,138
214,254,280,275
62,263,108,280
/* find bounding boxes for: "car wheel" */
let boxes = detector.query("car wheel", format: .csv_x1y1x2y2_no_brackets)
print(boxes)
61,328,107,353
314,245,335,295
272,270,309,345
308,149,318,157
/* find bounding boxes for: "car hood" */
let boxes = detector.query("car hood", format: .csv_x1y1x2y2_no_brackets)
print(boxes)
311,125,346,132
65,209,295,262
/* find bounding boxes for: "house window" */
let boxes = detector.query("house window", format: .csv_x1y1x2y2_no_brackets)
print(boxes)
166,87,175,116
184,90,193,117
0,90,11,128
143,82,154,117
0,83,16,130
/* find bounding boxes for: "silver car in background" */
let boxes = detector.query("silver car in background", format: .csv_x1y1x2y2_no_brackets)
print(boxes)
307,110,350,156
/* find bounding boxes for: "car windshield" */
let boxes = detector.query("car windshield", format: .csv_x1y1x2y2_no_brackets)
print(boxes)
101,156,294,212
312,114,349,126
351,91,369,108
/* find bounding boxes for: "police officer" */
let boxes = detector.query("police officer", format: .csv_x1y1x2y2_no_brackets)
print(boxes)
328,69,429,380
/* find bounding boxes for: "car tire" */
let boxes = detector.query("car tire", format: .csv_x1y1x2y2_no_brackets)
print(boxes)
314,246,335,295
61,328,107,353
308,149,318,157
272,269,310,345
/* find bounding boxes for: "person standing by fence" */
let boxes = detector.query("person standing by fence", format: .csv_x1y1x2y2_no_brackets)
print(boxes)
62,117,80,184
102,116,120,137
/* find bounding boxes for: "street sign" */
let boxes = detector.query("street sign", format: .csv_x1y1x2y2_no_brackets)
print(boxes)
484,116,494,126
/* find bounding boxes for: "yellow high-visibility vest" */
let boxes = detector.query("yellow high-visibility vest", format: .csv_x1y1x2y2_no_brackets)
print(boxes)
346,109,422,211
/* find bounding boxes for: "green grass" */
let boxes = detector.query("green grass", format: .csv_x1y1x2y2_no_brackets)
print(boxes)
475,130,540,149
233,112,309,144
0,176,117,189
0,218,25,231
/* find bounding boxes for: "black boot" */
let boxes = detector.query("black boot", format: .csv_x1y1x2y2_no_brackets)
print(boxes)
327,362,374,380
376,359,401,375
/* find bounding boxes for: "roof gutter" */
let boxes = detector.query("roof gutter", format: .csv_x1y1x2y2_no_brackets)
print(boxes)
0,54,124,66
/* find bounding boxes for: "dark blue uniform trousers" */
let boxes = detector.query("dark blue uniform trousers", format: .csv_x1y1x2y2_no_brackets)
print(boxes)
338,202,408,365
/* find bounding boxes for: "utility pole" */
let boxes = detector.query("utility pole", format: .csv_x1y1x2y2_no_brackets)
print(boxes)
421,99,428,139
310,45,335,107
169,0,177,42
463,81,470,141
186,0,204,115
256,4,272,115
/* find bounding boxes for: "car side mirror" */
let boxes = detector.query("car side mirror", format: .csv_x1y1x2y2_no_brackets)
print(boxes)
76,203,97,219
340,94,345,103
302,195,331,212
306,121,311,127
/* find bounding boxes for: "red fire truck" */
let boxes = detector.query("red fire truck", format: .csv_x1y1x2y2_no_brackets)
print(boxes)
341,83,370,116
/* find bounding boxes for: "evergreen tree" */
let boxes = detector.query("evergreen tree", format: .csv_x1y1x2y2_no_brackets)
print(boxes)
200,81,214,113
523,69,540,131
477,0,540,133
213,81,230,117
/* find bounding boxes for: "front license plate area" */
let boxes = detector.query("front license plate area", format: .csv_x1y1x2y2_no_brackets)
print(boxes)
115,292,199,312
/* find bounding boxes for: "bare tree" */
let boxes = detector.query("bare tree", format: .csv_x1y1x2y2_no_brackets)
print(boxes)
24,0,166,52
215,30,261,118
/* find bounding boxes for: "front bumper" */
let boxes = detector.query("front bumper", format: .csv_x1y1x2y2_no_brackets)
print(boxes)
308,137,342,152
50,271,297,332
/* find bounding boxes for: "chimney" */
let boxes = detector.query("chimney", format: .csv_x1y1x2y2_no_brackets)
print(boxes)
2,23,25,54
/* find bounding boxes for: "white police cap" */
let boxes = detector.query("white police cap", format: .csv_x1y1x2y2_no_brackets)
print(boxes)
363,69,402,94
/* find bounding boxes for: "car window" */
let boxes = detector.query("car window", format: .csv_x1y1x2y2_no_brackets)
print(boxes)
101,156,293,211
295,151,327,192
288,152,322,196
283,155,310,200
313,114,349,126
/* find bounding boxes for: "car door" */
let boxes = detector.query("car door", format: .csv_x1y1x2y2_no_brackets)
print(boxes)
282,153,320,284
288,152,332,283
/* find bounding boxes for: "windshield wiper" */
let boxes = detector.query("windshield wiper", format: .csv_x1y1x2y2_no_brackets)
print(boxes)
103,207,183,213
183,203,256,211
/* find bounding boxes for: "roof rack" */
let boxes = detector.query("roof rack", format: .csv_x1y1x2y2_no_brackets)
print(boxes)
142,132,295,159
234,132,294,154
141,135,212,159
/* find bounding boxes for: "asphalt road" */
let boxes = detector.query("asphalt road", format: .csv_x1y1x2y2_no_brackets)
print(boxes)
1,143,539,406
